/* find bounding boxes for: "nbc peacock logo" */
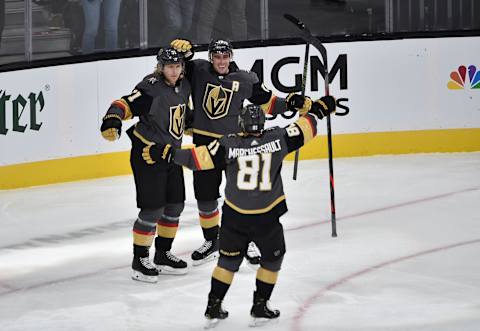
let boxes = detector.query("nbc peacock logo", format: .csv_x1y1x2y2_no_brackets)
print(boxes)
447,65,480,90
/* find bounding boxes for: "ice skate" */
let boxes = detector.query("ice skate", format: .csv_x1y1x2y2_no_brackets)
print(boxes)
131,255,159,283
249,291,280,327
204,293,228,329
154,250,188,275
192,239,219,266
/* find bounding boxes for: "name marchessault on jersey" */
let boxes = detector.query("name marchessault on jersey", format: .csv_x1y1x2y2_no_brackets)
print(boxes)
228,139,282,159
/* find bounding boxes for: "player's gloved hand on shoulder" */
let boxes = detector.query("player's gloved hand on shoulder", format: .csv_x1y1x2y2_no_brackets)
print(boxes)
100,114,122,141
142,143,174,164
170,39,194,60
170,39,192,52
286,93,312,115
309,96,336,120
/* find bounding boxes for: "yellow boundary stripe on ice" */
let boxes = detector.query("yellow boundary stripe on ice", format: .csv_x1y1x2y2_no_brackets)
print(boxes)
1,128,480,189
0,151,132,189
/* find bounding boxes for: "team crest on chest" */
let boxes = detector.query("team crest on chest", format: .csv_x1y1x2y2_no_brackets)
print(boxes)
169,104,186,140
202,83,235,119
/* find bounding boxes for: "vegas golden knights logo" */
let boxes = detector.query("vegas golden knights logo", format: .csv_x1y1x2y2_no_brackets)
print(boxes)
202,83,234,119
169,104,186,140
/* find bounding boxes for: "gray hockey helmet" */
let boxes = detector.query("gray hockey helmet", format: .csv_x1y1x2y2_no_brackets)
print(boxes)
238,104,265,134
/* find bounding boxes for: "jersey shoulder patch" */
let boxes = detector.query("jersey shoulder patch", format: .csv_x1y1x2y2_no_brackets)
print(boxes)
263,126,285,139
141,73,158,84
147,76,159,85
264,126,280,134
136,75,154,90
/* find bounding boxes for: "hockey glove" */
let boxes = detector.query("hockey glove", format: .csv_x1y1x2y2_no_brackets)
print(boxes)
309,96,336,120
100,114,122,141
170,39,194,60
171,39,192,52
286,93,312,115
142,143,174,164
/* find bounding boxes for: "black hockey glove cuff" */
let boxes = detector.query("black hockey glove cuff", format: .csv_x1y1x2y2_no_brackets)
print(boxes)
142,143,174,164
286,93,313,115
101,114,122,141
309,96,336,120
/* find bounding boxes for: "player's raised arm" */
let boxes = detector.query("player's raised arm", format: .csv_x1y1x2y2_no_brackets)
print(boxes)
248,80,313,116
170,38,196,81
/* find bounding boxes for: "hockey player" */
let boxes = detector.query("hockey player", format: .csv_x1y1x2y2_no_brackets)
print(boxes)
170,38,313,266
150,97,336,327
100,47,191,283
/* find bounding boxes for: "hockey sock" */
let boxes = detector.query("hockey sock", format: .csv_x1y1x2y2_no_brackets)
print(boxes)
210,266,234,300
155,215,179,251
199,209,219,241
132,217,156,247
255,267,278,300
133,244,150,257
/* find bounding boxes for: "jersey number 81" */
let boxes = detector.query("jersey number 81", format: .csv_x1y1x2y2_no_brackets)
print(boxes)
237,154,272,191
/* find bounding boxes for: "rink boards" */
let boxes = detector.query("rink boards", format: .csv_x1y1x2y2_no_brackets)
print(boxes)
1,37,479,188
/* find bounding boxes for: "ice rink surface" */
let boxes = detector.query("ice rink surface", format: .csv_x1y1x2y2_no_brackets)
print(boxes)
1,153,479,331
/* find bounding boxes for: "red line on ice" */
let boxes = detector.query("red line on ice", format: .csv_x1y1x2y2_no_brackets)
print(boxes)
290,238,480,331
0,186,478,298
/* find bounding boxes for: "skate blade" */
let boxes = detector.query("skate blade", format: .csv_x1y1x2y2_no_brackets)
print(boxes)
131,270,158,283
156,265,188,275
192,251,220,266
204,318,223,329
249,317,279,327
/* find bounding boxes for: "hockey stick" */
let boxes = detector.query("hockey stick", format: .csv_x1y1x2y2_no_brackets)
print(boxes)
284,14,337,237
292,34,310,180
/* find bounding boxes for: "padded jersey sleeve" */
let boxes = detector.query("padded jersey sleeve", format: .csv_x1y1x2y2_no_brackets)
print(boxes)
283,113,319,153
105,76,155,120
174,139,226,171
248,79,290,116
